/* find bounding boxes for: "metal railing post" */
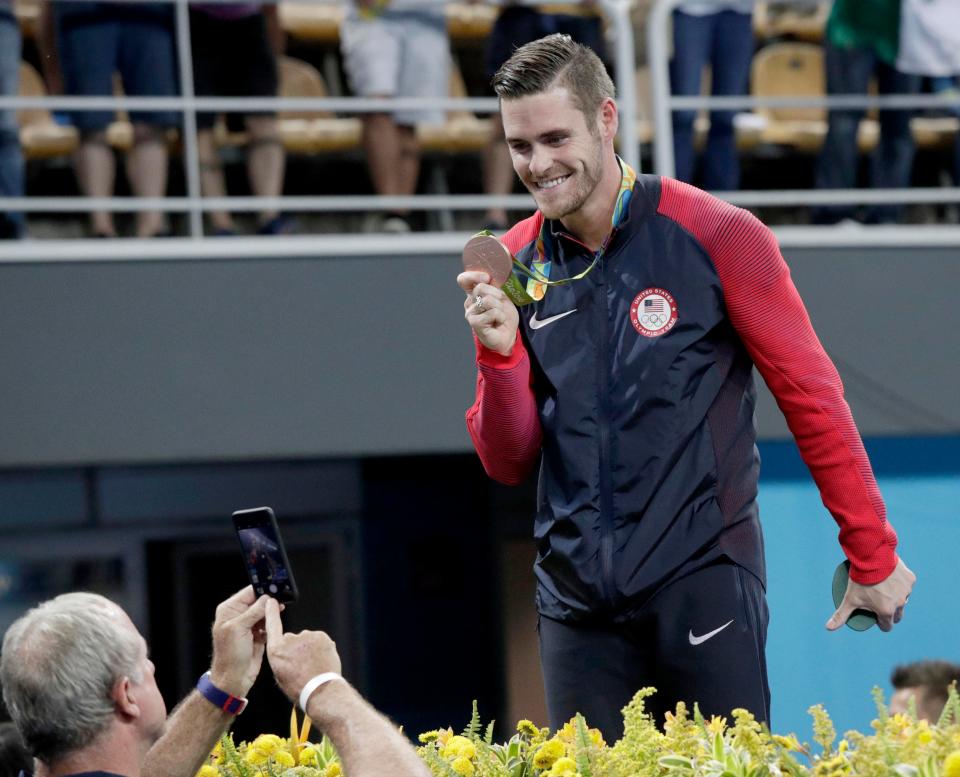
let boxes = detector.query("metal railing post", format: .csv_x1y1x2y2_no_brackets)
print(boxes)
603,0,639,173
173,0,203,238
647,0,677,177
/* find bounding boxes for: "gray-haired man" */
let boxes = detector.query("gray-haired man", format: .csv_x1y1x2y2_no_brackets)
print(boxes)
1,587,269,777
1,586,429,777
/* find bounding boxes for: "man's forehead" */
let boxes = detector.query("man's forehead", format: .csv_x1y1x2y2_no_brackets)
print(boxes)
501,88,588,135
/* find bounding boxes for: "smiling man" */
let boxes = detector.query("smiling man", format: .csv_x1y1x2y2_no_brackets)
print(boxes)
456,34,915,741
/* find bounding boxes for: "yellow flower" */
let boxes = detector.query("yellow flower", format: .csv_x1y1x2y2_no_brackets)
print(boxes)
419,730,440,744
323,765,342,777
707,715,728,735
943,751,960,777
211,741,225,765
451,756,475,776
549,756,578,775
441,735,476,760
244,734,286,766
196,766,218,777
533,739,566,769
298,746,319,767
272,750,295,768
517,719,540,737
774,734,803,751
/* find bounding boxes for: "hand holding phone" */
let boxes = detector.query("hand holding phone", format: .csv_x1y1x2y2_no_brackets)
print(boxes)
233,507,299,602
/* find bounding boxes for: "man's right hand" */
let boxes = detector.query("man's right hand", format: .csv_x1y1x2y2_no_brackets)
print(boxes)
264,598,342,703
458,271,519,356
209,587,271,698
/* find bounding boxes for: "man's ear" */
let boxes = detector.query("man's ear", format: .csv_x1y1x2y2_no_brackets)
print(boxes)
598,97,619,142
111,676,140,719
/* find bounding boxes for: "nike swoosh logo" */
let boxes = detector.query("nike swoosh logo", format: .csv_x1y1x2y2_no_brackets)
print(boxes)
688,619,734,646
529,309,577,330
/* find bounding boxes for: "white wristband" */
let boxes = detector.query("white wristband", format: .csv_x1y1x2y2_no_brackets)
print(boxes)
299,672,343,711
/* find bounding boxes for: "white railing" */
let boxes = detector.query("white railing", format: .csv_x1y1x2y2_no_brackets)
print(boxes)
0,0,638,238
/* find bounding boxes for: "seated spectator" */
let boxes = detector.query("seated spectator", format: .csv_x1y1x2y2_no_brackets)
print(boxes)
890,659,960,721
812,0,921,225
341,0,451,233
0,0,24,239
40,1,179,238
670,0,754,191
0,722,32,777
481,3,609,232
190,3,294,236
0,587,429,777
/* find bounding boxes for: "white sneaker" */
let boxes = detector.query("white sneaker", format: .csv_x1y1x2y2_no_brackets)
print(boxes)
381,215,412,234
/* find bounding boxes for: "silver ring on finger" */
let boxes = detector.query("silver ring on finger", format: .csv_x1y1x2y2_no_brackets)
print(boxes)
474,294,485,313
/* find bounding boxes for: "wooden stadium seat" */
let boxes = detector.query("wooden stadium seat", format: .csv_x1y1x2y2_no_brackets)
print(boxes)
417,64,491,154
279,1,344,43
753,1,829,44
279,1,498,44
14,0,40,39
445,2,496,41
280,56,362,153
750,42,878,153
17,61,79,160
910,116,960,150
216,56,361,154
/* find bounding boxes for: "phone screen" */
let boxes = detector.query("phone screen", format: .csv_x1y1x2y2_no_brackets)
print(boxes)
233,508,298,602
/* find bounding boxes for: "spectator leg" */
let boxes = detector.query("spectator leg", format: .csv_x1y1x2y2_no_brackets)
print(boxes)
482,113,513,229
866,62,921,224
812,43,873,224
246,115,285,227
74,132,117,237
397,124,420,201
197,128,235,233
362,111,404,200
702,10,752,191
0,16,24,239
127,123,168,238
670,10,714,184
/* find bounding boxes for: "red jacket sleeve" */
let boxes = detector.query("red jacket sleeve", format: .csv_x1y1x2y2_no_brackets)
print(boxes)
465,335,542,485
658,178,898,584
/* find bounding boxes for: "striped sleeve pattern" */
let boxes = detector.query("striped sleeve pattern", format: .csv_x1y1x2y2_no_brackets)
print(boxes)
464,213,544,485
658,177,898,584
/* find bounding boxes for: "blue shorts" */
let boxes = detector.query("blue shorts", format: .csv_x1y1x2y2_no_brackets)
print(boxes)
57,16,180,133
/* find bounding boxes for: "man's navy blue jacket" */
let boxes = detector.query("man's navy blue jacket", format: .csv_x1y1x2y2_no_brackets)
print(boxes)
466,174,898,625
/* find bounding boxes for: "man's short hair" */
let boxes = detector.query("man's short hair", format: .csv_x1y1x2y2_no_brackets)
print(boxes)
891,659,960,717
0,593,143,763
492,33,615,119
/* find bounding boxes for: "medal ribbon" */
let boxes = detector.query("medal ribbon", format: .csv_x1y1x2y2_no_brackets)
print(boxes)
499,157,636,307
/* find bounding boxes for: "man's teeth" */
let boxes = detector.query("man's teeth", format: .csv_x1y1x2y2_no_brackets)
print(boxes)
538,175,569,190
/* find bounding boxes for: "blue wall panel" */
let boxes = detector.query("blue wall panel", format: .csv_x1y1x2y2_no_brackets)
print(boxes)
762,437,960,739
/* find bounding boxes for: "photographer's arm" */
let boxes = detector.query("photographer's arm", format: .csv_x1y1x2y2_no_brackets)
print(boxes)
264,599,430,777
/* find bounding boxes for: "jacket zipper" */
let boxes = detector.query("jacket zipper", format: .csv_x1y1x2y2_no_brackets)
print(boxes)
596,252,617,610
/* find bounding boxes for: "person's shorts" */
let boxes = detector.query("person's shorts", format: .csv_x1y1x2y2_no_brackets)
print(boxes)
485,5,608,81
190,10,279,132
340,11,450,126
57,16,180,133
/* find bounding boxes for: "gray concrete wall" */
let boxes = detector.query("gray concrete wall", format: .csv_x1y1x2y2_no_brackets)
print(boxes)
0,236,957,467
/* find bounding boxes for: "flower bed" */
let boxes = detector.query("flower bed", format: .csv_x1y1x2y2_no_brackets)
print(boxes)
198,686,960,777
